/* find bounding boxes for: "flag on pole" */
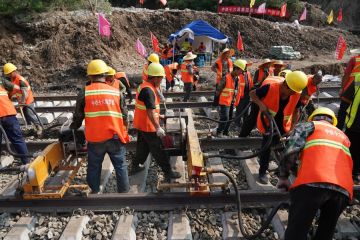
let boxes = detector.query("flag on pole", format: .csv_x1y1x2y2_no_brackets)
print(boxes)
327,10,334,24
237,31,244,51
257,3,266,14
280,3,287,17
150,32,160,53
335,36,347,60
337,8,343,22
299,7,307,21
160,0,167,6
98,14,111,37
136,39,147,58
249,0,255,8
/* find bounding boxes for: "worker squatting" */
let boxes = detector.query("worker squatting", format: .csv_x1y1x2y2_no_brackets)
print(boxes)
1,47,359,240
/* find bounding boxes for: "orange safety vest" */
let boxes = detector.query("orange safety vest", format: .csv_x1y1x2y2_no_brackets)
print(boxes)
108,78,120,90
261,76,284,86
9,74,34,105
234,71,253,106
167,48,173,59
0,85,17,117
219,73,237,106
257,82,300,134
180,62,193,83
164,65,174,82
133,82,160,132
115,72,130,88
84,82,129,143
215,58,233,84
161,48,167,60
343,55,360,93
255,68,271,84
290,121,353,199
142,64,149,82
301,75,317,105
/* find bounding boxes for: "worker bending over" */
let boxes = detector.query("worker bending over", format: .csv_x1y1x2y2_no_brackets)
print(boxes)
131,63,181,180
250,71,307,184
3,63,42,136
71,60,130,193
300,70,323,116
0,76,29,164
278,107,353,240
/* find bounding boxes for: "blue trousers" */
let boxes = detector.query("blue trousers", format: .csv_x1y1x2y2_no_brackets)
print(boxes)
0,115,29,164
217,104,234,135
87,137,129,193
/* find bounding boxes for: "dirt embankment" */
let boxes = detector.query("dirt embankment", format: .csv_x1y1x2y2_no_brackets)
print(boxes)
0,8,359,87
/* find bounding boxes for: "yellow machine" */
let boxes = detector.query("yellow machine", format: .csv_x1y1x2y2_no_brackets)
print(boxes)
21,127,89,199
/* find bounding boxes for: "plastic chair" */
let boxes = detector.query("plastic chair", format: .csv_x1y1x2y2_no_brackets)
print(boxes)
178,58,184,65
197,56,205,67
205,53,211,63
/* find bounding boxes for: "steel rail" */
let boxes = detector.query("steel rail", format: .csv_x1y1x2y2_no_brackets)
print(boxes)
0,190,289,213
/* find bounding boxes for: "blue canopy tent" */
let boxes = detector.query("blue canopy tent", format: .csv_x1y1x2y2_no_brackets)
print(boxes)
168,20,229,55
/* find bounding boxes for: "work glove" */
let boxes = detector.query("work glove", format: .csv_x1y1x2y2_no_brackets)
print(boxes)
156,127,166,138
276,178,291,191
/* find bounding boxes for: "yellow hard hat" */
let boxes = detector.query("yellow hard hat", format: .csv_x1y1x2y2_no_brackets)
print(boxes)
87,59,108,75
308,107,338,126
147,53,160,64
106,67,116,76
3,63,17,75
233,59,247,71
148,63,165,77
285,70,308,93
278,69,292,77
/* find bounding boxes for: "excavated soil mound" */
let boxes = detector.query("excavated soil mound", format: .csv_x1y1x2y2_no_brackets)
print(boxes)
0,8,359,86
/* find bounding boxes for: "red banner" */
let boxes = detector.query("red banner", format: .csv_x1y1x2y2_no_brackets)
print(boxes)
217,6,290,18
335,36,347,60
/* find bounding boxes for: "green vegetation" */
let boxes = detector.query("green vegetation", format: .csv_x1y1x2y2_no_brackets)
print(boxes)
0,0,111,15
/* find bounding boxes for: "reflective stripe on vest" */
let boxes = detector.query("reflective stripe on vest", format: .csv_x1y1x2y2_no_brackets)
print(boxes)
0,86,17,117
215,58,233,84
256,82,300,134
133,82,160,132
346,74,360,128
219,73,236,106
235,71,253,107
180,63,193,83
290,121,353,199
84,83,129,143
343,55,360,92
9,74,34,105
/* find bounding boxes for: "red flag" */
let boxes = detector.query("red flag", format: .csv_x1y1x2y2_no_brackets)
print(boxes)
150,32,160,53
98,14,111,37
335,36,347,60
135,38,147,58
280,3,287,18
237,31,244,51
299,7,307,21
160,0,167,6
337,8,343,22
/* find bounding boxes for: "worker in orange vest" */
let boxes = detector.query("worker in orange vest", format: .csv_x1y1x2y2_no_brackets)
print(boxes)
181,52,197,102
337,48,360,130
131,63,181,180
214,59,244,136
70,59,130,193
0,76,29,164
211,48,233,106
250,71,308,184
164,62,178,92
3,63,42,136
277,107,353,240
106,67,133,104
233,60,253,129
142,53,160,82
253,59,274,86
300,70,323,115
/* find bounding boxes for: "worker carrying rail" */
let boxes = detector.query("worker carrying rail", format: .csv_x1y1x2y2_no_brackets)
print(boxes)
131,63,181,180
277,107,353,240
71,59,130,193
250,71,308,184
3,63,43,136
0,76,30,164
